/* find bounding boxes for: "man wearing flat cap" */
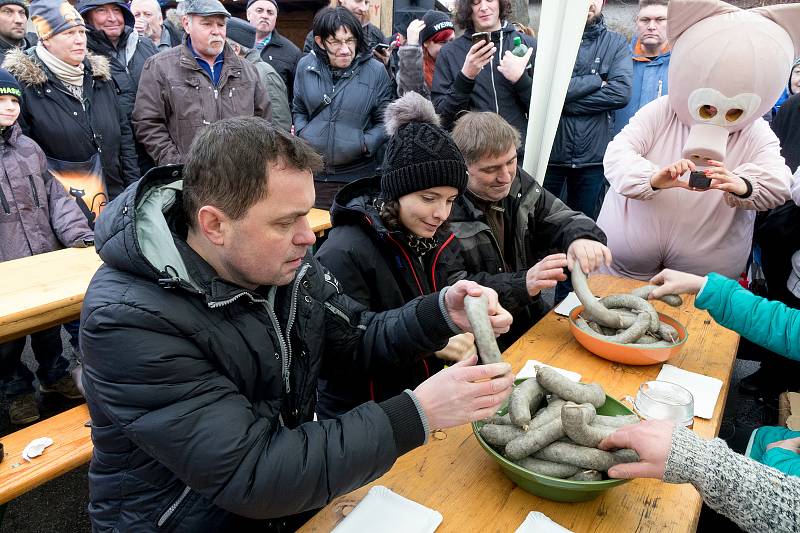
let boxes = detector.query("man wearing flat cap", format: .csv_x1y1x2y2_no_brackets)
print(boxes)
246,0,300,101
133,0,271,166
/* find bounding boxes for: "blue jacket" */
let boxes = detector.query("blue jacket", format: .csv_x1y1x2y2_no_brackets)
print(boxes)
613,36,670,137
695,273,800,362
548,16,631,168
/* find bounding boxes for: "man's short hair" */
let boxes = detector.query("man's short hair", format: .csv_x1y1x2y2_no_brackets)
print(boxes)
638,0,669,8
183,117,322,227
451,112,520,165
453,0,512,31
313,6,367,55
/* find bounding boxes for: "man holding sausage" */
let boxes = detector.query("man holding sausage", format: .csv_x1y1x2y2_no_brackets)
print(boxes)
79,117,514,532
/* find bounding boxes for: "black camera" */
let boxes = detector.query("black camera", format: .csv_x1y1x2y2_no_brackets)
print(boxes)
688,170,712,191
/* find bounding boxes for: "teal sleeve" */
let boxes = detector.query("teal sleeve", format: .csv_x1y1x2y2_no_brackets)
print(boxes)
762,448,800,476
695,273,800,362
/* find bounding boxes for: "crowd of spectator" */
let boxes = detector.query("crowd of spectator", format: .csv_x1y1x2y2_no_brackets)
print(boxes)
0,0,798,531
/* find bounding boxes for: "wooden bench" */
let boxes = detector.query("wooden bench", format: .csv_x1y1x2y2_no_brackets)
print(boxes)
0,404,92,506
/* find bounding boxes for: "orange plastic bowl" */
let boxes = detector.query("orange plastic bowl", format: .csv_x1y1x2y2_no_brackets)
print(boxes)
568,305,688,365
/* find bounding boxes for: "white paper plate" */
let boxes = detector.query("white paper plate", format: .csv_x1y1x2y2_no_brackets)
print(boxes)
331,486,443,533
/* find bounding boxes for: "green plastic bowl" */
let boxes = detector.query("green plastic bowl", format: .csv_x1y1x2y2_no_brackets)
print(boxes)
472,393,634,502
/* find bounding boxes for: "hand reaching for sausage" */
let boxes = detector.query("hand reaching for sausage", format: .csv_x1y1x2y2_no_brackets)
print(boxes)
649,269,706,299
567,239,612,275
598,419,676,479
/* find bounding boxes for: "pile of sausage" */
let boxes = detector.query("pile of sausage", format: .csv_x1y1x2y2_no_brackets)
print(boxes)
479,367,639,480
571,268,683,347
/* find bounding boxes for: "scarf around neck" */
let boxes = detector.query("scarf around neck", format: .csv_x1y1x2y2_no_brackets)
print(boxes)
36,43,85,88
405,232,439,258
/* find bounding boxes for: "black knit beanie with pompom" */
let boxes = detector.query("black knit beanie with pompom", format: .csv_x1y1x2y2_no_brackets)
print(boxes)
380,92,468,200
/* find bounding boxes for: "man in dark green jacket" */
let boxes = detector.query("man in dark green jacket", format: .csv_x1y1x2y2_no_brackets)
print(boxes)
80,117,514,532
451,111,611,346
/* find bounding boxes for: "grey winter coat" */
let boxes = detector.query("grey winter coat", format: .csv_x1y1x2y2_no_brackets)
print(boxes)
80,166,456,531
548,16,632,168
0,123,94,262
245,48,292,131
293,48,392,182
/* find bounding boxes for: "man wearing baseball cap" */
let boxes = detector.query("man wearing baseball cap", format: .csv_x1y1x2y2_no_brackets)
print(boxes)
245,0,300,101
132,0,272,166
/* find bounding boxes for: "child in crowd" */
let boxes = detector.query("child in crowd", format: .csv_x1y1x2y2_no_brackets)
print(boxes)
0,69,93,425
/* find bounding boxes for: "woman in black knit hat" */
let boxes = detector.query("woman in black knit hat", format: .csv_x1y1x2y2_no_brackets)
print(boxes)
314,92,535,418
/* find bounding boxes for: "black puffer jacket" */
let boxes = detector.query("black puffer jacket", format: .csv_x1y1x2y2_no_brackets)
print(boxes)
315,177,532,417
548,16,632,168
4,48,139,200
85,25,158,119
257,29,302,102
293,47,392,182
80,167,458,532
431,22,536,144
449,169,607,344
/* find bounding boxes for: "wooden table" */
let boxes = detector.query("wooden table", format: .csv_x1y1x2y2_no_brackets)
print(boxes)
0,210,333,344
0,247,103,344
301,275,740,533
0,404,92,505
308,208,332,237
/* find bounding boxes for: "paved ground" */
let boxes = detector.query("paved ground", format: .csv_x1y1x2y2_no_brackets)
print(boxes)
0,315,778,532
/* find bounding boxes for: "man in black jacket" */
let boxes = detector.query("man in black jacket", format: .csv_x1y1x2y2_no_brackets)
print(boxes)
450,111,610,347
0,0,33,64
80,116,514,532
542,0,632,220
246,0,301,101
431,0,535,155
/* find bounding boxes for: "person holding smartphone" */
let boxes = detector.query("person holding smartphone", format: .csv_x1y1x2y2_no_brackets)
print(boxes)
431,0,535,158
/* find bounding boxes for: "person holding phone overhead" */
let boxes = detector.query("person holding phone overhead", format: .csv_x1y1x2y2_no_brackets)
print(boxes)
431,0,535,158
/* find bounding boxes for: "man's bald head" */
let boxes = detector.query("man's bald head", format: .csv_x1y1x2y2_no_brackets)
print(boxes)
130,0,163,41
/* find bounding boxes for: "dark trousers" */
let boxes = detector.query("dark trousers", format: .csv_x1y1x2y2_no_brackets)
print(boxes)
543,164,607,220
0,326,70,397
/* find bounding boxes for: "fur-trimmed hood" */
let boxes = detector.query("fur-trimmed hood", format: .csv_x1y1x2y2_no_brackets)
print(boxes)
2,47,112,86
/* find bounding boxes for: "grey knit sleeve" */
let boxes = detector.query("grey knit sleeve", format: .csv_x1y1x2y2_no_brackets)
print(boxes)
664,425,800,533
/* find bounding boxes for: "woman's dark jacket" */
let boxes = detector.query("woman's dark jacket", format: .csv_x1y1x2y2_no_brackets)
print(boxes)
315,177,533,417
